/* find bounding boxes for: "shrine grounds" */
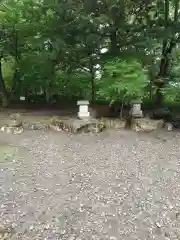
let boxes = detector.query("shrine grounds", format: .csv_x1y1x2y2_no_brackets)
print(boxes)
0,115,180,239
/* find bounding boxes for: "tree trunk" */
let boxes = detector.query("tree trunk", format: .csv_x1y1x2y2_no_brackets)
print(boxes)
0,58,9,107
154,0,179,107
155,55,169,107
91,75,95,104
155,41,177,107
8,69,20,102
110,28,119,55
45,89,51,103
89,56,96,104
120,91,127,119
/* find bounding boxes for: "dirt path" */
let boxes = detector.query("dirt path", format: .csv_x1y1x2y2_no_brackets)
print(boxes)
0,129,180,239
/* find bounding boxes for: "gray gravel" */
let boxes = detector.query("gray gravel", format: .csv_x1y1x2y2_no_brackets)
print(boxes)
0,129,180,239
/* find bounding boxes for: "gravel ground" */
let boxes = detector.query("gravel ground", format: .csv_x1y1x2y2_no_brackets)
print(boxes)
0,129,180,240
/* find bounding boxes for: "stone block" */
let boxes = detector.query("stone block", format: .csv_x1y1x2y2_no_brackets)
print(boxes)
131,118,164,132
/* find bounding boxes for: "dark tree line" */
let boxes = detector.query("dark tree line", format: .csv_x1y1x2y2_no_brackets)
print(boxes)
0,0,180,107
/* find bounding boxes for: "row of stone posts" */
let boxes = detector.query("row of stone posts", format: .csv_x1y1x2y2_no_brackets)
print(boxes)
77,100,143,119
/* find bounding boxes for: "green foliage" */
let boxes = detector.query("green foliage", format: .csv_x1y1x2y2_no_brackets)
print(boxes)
97,58,148,102
163,67,180,103
54,70,92,99
162,52,180,103
163,84,180,103
0,0,180,106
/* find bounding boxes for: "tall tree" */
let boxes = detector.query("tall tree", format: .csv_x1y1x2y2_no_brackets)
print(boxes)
154,0,180,106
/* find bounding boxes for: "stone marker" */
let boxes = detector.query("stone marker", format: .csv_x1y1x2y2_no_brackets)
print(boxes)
129,100,143,118
20,96,25,101
77,100,90,119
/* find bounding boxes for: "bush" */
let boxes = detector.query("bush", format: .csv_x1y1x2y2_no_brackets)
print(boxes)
97,58,148,103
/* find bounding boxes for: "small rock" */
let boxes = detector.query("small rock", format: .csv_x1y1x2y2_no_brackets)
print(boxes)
49,124,63,132
155,221,162,228
44,224,50,230
165,232,170,238
60,229,66,234
29,225,34,231
68,235,76,240
1,126,23,134
8,113,22,127
49,117,64,130
166,122,173,131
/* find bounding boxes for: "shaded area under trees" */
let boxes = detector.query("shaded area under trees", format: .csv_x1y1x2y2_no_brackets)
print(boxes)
0,0,180,109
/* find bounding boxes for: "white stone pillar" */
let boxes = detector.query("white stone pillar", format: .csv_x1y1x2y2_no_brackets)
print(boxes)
77,100,90,119
130,101,143,118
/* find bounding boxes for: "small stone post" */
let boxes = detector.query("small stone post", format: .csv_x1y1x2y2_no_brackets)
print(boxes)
77,100,90,120
129,100,143,118
20,96,25,101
